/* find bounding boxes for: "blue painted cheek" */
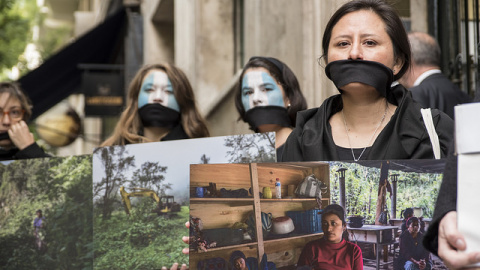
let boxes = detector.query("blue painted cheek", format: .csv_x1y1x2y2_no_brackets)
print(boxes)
167,92,180,112
262,73,285,107
241,76,251,111
138,75,153,108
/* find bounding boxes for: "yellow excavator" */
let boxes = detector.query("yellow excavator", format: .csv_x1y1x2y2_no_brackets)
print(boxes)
119,186,181,215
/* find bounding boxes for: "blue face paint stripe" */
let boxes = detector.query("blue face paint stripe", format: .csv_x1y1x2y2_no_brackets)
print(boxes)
261,72,284,107
138,74,154,108
166,78,180,112
241,75,251,111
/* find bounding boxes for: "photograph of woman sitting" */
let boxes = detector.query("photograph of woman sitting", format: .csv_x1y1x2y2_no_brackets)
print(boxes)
398,217,432,270
297,204,363,270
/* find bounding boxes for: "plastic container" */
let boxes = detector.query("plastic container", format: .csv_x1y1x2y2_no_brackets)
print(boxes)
286,209,323,234
275,178,281,199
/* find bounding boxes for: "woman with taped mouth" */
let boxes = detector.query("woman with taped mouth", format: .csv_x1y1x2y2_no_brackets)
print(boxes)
297,204,363,270
0,82,49,160
234,56,307,161
101,63,209,146
281,0,453,162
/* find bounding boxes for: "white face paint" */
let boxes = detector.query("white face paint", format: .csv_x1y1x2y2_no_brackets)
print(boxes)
138,70,180,112
241,69,286,111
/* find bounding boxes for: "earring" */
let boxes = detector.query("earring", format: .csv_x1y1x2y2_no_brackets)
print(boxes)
287,103,291,108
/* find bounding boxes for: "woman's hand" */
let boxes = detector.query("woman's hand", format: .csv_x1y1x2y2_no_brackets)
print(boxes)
182,221,190,254
8,121,35,150
161,263,187,270
438,211,480,269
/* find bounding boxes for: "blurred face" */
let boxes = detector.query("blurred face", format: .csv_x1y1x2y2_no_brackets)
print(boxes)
322,213,345,243
0,93,24,147
138,69,180,112
234,257,247,270
241,67,288,111
408,220,419,235
327,10,403,88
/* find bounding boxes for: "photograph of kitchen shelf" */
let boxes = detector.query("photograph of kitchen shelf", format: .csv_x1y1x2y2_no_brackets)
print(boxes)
189,162,330,269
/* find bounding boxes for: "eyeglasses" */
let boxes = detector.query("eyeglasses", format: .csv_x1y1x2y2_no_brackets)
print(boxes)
0,109,25,120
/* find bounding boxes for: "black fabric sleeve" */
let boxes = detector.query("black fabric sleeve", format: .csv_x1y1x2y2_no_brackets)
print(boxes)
423,143,457,255
14,142,50,160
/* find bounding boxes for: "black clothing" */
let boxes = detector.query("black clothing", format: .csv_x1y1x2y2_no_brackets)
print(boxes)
281,85,454,161
399,230,432,268
138,103,181,128
244,106,291,132
326,60,394,98
336,145,372,161
276,144,285,162
410,73,471,119
0,142,49,161
160,124,189,141
423,144,457,255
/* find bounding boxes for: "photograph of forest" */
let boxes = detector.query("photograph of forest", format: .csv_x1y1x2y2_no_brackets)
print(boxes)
0,155,93,269
92,133,275,269
328,160,444,223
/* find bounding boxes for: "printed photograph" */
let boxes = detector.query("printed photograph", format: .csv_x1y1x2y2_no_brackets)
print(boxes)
0,156,93,270
189,159,447,270
92,132,275,269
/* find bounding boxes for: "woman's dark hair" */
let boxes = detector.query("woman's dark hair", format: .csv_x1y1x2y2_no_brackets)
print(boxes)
403,208,414,219
407,216,419,227
322,204,350,241
234,57,307,126
321,0,411,81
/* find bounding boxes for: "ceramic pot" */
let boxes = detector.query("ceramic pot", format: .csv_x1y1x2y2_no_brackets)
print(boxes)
272,216,295,234
348,216,365,228
413,207,423,217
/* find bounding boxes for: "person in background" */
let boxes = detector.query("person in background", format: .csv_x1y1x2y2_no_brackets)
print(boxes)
33,209,46,250
297,204,363,270
401,208,414,233
0,82,49,160
101,63,209,146
234,56,307,161
281,0,453,162
399,217,432,270
398,32,471,119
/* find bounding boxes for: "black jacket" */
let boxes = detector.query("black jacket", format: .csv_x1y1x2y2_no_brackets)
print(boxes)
281,85,454,161
0,142,49,161
410,73,471,119
423,145,457,255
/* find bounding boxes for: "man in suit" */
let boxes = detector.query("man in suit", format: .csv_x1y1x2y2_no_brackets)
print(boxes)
399,32,471,119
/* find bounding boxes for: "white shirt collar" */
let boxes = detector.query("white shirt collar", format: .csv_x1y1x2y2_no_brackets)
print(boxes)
413,69,442,86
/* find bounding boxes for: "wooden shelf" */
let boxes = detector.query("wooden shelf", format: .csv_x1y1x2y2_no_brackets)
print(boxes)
191,198,328,203
260,198,328,202
264,232,323,243
191,241,258,253
190,197,254,203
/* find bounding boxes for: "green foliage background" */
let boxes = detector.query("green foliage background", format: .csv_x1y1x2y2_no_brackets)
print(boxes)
0,155,93,270
93,146,189,269
328,161,442,224
94,205,189,269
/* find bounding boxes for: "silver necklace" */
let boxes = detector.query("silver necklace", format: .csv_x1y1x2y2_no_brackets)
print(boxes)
342,103,388,161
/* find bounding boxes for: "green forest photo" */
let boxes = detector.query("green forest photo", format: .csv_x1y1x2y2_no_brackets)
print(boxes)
0,155,93,270
328,160,444,224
